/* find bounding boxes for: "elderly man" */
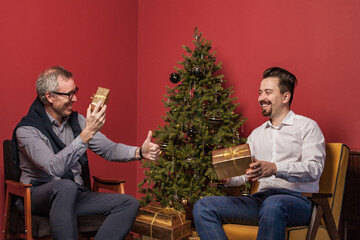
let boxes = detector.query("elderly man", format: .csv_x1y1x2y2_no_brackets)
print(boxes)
13,66,160,240
193,67,325,240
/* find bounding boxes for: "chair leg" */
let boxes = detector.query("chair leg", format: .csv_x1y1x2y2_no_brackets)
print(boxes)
306,205,323,240
23,189,33,240
308,197,341,240
343,219,348,240
320,198,340,240
3,190,12,240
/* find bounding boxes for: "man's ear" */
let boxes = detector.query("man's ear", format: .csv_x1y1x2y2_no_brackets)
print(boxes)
45,92,54,104
283,92,291,104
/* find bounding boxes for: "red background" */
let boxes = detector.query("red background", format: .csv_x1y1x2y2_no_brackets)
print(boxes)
0,0,359,236
137,0,360,185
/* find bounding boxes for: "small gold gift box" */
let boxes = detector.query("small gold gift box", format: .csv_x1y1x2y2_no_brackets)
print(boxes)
212,144,252,180
132,203,191,240
90,87,110,111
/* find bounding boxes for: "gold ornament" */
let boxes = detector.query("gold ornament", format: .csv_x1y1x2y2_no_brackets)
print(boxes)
181,198,188,205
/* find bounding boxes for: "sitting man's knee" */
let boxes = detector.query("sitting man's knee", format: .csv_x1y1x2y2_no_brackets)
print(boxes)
129,195,140,210
260,198,287,219
53,179,78,194
193,196,212,218
114,194,140,213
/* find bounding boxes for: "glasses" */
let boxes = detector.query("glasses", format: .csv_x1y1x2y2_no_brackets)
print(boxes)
52,87,79,100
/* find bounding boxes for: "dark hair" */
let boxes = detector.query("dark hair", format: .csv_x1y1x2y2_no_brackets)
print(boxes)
263,67,298,106
36,66,73,104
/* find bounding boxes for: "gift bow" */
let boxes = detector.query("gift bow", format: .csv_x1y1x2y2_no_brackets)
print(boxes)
223,147,242,158
91,94,107,100
149,205,184,238
214,146,247,158
213,146,249,168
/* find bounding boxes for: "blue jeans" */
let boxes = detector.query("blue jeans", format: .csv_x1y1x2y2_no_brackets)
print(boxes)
31,179,140,240
193,188,312,240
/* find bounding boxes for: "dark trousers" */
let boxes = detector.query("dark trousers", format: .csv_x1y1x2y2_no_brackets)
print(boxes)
31,179,140,240
193,188,312,240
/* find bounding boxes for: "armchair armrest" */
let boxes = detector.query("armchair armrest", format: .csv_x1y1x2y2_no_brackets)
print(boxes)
92,176,126,194
302,192,340,240
5,180,32,197
302,192,332,198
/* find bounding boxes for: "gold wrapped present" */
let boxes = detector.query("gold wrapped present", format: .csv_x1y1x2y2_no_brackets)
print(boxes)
136,203,185,226
90,87,110,111
212,144,252,180
188,230,200,240
131,203,191,240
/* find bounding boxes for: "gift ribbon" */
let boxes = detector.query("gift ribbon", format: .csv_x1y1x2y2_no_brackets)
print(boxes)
149,205,184,238
213,147,249,168
91,94,107,100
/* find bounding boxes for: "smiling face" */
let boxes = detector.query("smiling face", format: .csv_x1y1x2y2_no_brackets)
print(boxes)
45,76,77,123
258,77,291,125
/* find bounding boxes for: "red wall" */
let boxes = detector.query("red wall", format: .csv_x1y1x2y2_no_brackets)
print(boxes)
137,0,360,195
0,0,139,235
0,0,359,237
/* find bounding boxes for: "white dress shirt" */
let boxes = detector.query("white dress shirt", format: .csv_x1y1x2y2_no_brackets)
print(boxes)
227,110,325,193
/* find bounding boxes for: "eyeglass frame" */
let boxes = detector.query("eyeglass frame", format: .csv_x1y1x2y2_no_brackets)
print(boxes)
51,87,79,100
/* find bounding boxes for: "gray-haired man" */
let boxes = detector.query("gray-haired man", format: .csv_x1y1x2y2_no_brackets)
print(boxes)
13,66,160,240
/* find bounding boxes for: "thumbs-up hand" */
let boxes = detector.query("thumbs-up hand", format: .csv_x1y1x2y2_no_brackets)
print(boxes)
141,131,160,161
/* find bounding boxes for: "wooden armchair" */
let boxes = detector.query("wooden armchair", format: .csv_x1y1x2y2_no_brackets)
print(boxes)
2,139,127,240
223,143,350,240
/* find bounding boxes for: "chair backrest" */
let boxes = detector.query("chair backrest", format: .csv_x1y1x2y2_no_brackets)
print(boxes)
249,143,349,228
3,139,92,190
319,143,349,228
3,140,18,181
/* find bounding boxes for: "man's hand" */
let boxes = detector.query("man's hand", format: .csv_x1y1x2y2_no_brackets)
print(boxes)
246,159,277,181
209,178,230,187
80,101,107,144
139,131,160,160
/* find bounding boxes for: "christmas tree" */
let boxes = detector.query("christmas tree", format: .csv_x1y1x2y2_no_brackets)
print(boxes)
138,28,247,210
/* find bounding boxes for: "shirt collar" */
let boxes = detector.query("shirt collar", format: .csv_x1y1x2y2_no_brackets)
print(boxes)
265,110,295,129
45,112,70,127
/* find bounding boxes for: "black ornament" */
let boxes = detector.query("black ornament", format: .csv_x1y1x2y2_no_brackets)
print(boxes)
193,66,202,77
160,142,170,150
169,73,180,83
209,116,221,125
204,144,212,154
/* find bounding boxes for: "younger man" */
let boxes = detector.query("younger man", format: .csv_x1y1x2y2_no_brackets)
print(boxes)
193,67,325,240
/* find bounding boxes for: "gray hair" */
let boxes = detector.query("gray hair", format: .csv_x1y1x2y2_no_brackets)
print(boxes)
36,66,73,104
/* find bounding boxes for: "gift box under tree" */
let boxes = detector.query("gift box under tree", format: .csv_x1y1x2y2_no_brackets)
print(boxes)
131,203,191,240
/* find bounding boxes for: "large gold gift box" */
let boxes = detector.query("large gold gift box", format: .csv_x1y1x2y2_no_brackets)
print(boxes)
131,203,191,240
90,87,110,111
212,144,252,180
